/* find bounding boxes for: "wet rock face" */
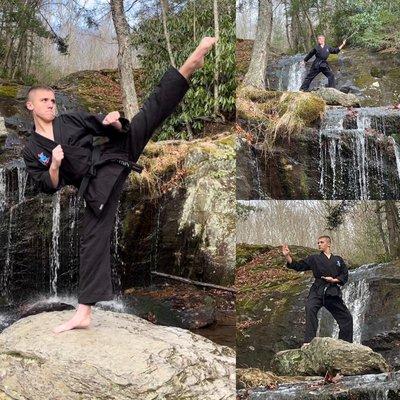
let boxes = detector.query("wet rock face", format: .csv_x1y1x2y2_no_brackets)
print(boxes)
271,337,389,376
0,310,236,400
239,106,400,200
238,371,400,400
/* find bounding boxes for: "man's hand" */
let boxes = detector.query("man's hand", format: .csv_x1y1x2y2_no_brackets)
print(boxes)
339,39,346,50
51,145,64,168
282,244,290,256
322,276,339,283
178,37,217,80
103,111,122,131
301,60,306,66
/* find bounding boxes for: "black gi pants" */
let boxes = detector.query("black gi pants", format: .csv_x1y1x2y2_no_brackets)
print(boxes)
78,168,130,304
300,62,335,91
305,290,353,343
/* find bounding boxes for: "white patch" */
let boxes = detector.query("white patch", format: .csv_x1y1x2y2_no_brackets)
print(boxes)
99,204,104,210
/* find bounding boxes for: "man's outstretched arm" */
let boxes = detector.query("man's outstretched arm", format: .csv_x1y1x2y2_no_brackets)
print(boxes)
282,244,313,272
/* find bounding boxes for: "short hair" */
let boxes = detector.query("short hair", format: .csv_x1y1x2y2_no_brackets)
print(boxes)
317,35,325,39
318,235,331,244
26,85,55,101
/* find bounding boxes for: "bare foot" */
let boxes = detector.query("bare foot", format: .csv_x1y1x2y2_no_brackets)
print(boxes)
53,304,92,334
179,37,217,79
302,342,310,349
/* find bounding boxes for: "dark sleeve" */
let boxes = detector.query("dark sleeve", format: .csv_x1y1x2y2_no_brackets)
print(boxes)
304,48,316,62
128,66,190,162
336,257,348,285
329,46,341,54
286,255,314,272
22,147,64,194
69,111,128,138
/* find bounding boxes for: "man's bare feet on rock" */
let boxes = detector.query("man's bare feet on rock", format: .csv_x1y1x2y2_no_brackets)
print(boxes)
302,342,310,349
53,304,92,334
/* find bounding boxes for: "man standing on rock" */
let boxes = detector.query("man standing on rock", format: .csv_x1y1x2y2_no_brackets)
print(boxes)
299,35,346,91
282,236,353,344
22,37,216,334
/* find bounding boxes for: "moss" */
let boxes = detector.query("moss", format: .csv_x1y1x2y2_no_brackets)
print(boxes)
370,66,385,78
354,73,375,87
276,92,325,135
238,85,282,103
236,244,273,267
0,84,19,98
387,67,400,80
327,53,339,63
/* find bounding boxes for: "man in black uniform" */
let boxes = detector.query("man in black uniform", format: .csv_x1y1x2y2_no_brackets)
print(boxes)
282,236,353,344
299,35,346,91
22,37,216,333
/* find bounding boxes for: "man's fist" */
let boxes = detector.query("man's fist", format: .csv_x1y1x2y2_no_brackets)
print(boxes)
196,37,217,68
282,244,290,256
103,111,120,125
103,111,123,131
51,145,64,168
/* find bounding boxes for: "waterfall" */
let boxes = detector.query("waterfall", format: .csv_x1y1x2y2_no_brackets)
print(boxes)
354,131,369,199
111,200,122,293
331,279,370,343
391,137,400,182
286,61,306,91
1,206,15,298
16,164,28,204
50,191,61,295
0,167,5,212
319,264,385,343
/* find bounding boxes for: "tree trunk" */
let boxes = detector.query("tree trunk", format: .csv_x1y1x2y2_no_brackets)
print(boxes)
243,0,273,88
213,0,220,116
375,201,390,257
384,201,400,258
110,0,139,119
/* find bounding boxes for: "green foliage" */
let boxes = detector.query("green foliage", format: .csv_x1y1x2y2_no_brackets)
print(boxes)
331,0,400,52
132,0,235,140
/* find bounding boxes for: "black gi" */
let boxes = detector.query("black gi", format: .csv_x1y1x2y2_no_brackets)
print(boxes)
287,252,353,343
299,44,341,91
22,66,189,304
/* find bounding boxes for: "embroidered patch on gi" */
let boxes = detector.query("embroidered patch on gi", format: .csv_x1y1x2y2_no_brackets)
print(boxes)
37,152,50,166
336,260,341,267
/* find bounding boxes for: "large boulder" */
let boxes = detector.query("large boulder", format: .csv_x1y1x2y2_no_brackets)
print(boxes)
0,309,235,399
312,87,361,107
271,337,389,376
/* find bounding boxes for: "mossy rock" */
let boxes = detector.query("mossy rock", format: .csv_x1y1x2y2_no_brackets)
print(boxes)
354,73,375,88
327,53,339,63
238,85,282,103
236,244,273,267
370,66,386,78
0,84,19,99
387,67,400,80
277,92,325,132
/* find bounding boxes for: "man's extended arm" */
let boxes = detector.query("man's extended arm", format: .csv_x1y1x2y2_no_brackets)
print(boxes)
282,244,313,272
304,48,316,62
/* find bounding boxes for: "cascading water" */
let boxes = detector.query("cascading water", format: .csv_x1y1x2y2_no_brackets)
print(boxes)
277,56,307,92
319,264,385,344
318,107,400,199
50,191,61,295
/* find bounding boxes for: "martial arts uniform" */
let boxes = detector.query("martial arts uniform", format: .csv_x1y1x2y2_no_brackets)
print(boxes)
286,252,353,343
299,44,341,91
22,66,189,304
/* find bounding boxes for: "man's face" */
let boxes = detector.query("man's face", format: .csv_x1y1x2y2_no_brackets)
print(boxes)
26,89,56,122
317,36,325,45
317,237,330,252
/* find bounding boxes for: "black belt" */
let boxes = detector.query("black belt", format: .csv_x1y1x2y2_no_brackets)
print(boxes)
76,144,143,202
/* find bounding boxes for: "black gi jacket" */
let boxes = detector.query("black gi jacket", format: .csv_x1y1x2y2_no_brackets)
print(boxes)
287,252,348,297
304,44,341,68
22,66,189,216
